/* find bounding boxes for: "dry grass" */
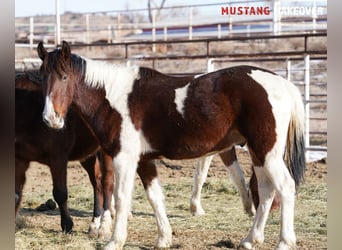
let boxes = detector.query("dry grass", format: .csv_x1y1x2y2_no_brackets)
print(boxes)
15,151,327,250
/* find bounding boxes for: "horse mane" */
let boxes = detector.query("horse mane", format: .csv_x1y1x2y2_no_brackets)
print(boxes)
82,57,140,90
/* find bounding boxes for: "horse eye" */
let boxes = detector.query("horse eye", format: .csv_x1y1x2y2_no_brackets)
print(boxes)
62,74,67,81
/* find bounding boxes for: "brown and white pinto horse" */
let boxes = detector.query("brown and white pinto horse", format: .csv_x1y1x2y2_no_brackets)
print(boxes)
37,41,305,250
15,71,115,237
15,71,257,239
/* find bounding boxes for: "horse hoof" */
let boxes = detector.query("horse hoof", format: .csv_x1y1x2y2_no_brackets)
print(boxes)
104,241,124,250
190,204,205,216
156,237,172,249
88,223,99,238
245,206,256,217
238,242,254,250
61,218,74,233
275,240,296,250
98,228,112,241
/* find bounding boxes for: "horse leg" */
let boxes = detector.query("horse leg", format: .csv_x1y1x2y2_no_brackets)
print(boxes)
190,155,213,216
104,152,139,250
248,167,260,210
249,167,281,211
81,154,104,237
98,151,115,240
15,158,30,216
220,148,255,216
240,141,296,250
137,160,172,248
264,155,296,249
240,163,275,249
49,159,73,233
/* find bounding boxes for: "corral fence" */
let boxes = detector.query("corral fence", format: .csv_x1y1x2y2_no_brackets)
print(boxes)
15,32,327,162
15,1,327,47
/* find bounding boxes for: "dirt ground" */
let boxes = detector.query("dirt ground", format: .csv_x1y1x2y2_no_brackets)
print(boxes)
15,148,327,250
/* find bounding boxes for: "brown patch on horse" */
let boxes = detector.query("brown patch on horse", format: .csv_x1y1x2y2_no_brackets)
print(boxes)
137,160,158,189
217,66,277,166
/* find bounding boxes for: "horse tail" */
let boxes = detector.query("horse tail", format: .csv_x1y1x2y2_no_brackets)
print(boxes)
284,83,306,189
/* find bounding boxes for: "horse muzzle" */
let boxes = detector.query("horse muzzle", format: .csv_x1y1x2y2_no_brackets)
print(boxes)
42,111,65,129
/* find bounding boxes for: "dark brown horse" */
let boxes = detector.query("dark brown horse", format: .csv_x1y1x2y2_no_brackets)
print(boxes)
38,41,304,250
15,71,114,237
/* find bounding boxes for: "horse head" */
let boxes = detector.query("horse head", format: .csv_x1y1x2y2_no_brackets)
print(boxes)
37,41,74,129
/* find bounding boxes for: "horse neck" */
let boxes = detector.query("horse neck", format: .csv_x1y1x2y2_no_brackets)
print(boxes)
73,78,106,122
73,78,121,156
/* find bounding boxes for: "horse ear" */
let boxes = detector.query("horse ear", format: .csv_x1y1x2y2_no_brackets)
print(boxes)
37,41,48,61
61,40,71,63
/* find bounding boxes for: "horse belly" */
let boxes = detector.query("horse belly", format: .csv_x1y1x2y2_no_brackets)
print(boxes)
153,125,242,160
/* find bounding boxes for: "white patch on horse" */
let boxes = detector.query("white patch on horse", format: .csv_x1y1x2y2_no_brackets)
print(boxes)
140,131,154,154
174,83,190,118
247,70,295,145
84,58,154,154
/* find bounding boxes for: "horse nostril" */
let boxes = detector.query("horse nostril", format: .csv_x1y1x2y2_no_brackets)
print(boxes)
42,114,50,126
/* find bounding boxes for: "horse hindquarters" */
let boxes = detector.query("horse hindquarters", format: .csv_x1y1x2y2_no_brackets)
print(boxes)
239,78,305,249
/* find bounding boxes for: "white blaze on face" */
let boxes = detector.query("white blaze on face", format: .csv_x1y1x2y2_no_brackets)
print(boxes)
43,95,64,129
174,83,190,118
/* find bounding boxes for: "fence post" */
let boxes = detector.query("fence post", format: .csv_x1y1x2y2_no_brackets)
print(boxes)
189,7,193,40
312,0,317,33
55,0,61,46
163,26,168,41
85,14,90,44
107,25,112,43
304,54,310,158
272,0,281,34
118,14,121,42
29,17,34,50
152,10,156,52
286,59,291,81
207,58,214,73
